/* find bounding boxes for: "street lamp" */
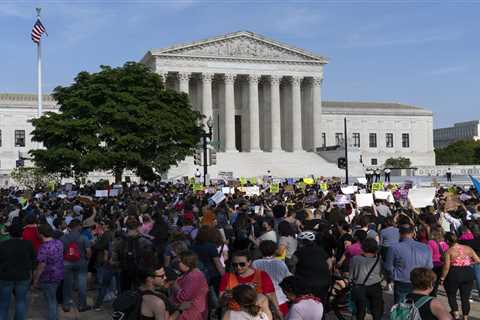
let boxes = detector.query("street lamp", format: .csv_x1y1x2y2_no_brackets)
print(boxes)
202,117,214,186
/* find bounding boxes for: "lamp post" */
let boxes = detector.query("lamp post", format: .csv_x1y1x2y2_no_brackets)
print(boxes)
202,117,214,186
344,116,349,185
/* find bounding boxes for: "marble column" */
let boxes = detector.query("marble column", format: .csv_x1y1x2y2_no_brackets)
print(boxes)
177,72,190,94
291,76,303,152
224,73,237,152
312,76,323,151
201,73,213,124
270,75,282,152
248,74,261,152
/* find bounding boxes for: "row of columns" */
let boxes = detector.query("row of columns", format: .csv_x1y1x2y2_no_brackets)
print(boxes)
160,71,322,153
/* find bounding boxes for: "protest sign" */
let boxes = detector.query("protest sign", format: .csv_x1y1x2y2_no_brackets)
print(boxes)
95,190,109,198
287,178,296,185
356,193,374,208
408,188,436,208
192,183,204,192
357,177,368,185
245,186,260,196
249,177,257,185
374,191,395,203
335,194,350,206
296,182,306,190
284,185,294,193
210,191,226,205
270,183,280,194
239,177,247,186
109,189,120,197
222,187,232,194
320,183,328,191
371,182,384,192
341,186,358,195
303,178,315,185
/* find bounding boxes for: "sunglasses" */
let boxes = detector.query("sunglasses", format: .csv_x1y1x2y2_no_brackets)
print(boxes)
232,262,247,268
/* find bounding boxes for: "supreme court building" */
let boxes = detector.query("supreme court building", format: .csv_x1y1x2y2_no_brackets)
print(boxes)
0,31,435,182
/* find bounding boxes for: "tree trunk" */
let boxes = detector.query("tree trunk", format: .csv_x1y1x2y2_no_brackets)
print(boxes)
114,168,123,183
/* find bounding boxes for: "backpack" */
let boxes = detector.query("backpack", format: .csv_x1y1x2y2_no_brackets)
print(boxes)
390,296,433,320
112,290,150,320
119,236,156,274
64,241,81,262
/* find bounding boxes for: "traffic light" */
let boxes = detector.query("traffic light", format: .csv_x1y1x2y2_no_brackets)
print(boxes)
337,157,346,169
193,149,202,166
209,148,217,166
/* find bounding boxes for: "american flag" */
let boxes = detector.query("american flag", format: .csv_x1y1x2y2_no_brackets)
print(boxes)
31,19,46,44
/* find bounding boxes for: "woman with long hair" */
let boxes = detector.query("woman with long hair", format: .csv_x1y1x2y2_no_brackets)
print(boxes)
223,284,271,320
173,251,209,320
427,226,448,296
440,232,480,320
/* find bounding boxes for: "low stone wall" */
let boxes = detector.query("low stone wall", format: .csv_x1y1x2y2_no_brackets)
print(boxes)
414,165,480,176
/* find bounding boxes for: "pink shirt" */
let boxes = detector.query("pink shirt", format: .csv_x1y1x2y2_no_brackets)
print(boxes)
427,240,448,267
345,242,362,262
173,269,209,320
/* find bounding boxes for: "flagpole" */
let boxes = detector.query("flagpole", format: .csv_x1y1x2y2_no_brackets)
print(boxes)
36,8,42,118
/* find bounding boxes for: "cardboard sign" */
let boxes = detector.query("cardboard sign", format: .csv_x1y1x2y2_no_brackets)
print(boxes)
374,191,395,203
408,188,436,208
372,182,384,192
210,191,226,205
356,193,374,208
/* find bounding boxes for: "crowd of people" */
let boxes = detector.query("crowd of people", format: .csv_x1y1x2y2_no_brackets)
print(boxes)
0,176,479,320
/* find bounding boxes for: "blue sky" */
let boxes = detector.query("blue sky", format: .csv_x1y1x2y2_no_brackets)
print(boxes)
1,0,479,128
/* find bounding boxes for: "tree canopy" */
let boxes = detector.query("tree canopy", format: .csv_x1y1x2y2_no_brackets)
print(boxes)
30,62,204,182
384,157,411,168
435,140,480,165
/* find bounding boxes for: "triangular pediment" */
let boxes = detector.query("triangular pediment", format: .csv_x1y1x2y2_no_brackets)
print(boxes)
149,31,328,63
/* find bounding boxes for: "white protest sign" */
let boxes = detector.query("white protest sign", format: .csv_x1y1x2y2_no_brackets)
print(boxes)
374,191,395,203
222,187,233,194
210,191,226,205
109,189,120,197
408,187,436,208
335,194,350,205
357,177,368,185
245,186,260,196
356,193,374,208
341,186,358,195
95,190,109,198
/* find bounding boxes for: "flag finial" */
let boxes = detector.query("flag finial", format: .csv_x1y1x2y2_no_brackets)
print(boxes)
36,8,41,18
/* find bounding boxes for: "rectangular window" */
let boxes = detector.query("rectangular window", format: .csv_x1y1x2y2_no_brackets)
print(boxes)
386,133,394,148
14,130,25,147
335,133,344,146
402,133,410,148
352,133,360,148
371,158,378,165
321,133,326,148
369,133,377,148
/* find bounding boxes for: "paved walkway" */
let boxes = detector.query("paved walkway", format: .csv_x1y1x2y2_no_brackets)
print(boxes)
19,287,480,320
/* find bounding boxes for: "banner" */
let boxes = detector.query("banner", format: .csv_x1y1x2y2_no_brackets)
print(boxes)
408,187,436,208
356,193,374,208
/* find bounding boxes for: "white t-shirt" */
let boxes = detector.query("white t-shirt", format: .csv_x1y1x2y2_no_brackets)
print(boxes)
287,299,324,320
257,230,277,243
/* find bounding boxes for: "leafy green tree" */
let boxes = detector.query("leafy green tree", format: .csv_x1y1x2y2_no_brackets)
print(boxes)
435,140,480,165
10,167,61,189
384,157,411,168
30,62,203,182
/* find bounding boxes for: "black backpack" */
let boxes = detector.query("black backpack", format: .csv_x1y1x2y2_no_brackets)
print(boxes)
112,290,150,320
119,236,155,273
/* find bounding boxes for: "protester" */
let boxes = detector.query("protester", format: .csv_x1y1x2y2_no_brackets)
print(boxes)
223,284,272,320
280,276,324,320
0,223,36,320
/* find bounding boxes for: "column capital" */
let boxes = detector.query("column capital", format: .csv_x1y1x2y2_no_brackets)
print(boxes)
159,72,169,81
269,75,282,85
311,76,323,86
177,72,191,81
248,74,260,84
224,73,236,84
201,73,214,82
288,76,303,86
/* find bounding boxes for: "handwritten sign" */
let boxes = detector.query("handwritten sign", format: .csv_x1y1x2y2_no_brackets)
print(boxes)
270,183,280,194
372,182,384,192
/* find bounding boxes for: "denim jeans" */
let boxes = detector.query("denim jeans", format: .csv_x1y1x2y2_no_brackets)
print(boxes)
95,265,113,307
0,279,30,320
39,282,59,320
394,281,413,304
473,264,480,292
63,262,88,309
